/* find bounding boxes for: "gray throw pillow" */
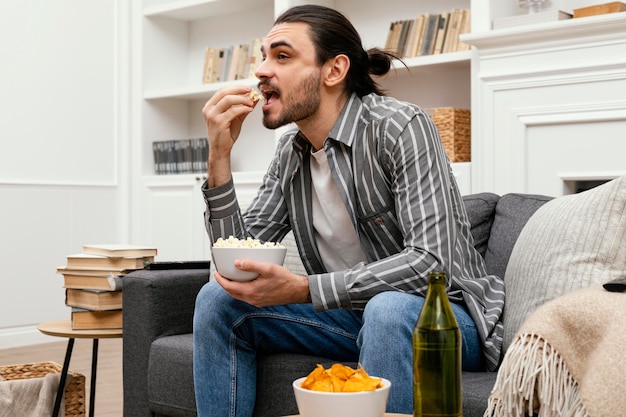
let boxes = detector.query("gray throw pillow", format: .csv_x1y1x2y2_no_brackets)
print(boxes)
502,174,626,352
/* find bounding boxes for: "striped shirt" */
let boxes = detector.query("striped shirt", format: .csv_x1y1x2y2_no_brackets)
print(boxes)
202,93,505,370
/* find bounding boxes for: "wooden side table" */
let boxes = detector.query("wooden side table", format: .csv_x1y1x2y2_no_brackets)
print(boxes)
37,319,122,417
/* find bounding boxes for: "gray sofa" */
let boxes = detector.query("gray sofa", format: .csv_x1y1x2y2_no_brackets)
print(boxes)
123,191,554,417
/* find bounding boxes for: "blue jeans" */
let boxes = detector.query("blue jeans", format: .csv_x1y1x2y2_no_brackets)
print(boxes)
193,281,483,417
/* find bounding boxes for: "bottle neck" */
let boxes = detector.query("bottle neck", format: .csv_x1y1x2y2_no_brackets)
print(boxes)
428,272,447,292
416,272,459,330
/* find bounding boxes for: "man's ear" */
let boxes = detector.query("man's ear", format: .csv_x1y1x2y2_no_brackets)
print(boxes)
323,54,350,87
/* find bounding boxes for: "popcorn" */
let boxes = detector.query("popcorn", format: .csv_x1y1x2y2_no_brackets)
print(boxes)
249,89,263,103
213,236,284,248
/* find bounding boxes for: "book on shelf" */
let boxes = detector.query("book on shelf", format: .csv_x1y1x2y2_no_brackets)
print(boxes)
153,138,208,175
235,43,250,80
176,139,193,173
202,38,263,84
573,2,626,18
57,268,125,291
442,8,463,54
226,44,242,81
408,15,427,58
153,140,174,174
71,307,123,330
247,38,263,79
82,244,157,258
419,14,441,56
202,47,218,84
384,21,402,56
457,9,472,51
217,46,233,81
66,288,123,311
397,19,413,58
433,12,450,55
384,8,471,58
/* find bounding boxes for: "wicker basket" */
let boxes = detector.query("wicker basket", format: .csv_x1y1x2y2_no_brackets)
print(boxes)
429,107,471,162
0,361,86,416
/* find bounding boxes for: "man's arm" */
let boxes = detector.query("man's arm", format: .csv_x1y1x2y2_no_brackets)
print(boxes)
202,85,259,188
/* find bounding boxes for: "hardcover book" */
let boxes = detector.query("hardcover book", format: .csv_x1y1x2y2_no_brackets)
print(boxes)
66,288,123,311
419,14,440,56
71,308,123,330
573,1,626,18
65,253,153,270
58,269,124,291
82,244,157,258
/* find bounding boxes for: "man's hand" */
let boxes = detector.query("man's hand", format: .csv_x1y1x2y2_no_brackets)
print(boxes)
202,85,260,188
214,260,310,307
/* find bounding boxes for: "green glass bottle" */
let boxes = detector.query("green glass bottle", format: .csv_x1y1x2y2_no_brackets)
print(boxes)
413,271,462,417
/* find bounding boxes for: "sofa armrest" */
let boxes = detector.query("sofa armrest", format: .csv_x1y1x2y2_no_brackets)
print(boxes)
123,268,209,417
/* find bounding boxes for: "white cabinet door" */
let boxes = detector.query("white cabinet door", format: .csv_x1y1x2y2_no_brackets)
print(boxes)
141,175,210,261
141,172,266,261
463,13,626,196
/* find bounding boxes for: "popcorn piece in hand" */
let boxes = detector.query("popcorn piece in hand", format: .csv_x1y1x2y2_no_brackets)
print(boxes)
249,89,263,103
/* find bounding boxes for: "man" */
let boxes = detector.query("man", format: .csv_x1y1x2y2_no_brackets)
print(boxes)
195,5,505,416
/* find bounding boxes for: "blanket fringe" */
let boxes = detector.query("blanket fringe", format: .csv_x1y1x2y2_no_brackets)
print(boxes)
484,333,588,417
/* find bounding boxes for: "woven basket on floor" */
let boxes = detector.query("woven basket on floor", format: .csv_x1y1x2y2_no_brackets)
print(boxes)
0,361,86,417
429,107,471,162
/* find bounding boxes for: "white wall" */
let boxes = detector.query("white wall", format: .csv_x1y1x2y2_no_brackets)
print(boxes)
0,0,130,348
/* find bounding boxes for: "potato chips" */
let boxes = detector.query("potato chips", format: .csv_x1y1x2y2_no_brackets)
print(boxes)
300,364,383,392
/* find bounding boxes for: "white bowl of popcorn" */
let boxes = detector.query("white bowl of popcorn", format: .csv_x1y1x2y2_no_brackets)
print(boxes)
211,236,287,281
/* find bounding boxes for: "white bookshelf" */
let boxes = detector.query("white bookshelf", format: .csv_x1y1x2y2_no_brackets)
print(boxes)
134,0,478,260
462,9,626,196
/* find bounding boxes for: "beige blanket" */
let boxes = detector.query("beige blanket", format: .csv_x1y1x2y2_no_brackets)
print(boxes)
0,372,69,417
485,285,626,417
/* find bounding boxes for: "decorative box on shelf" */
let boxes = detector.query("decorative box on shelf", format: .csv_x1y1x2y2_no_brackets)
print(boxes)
0,361,86,417
493,10,572,29
428,107,471,162
573,2,626,18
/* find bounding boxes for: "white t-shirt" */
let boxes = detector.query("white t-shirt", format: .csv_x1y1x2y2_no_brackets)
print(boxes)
310,148,367,272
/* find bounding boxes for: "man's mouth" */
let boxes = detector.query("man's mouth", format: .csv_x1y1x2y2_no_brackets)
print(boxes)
259,85,279,105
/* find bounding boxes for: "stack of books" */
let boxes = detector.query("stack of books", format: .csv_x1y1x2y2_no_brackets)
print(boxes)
57,244,157,330
152,137,208,175
384,8,471,58
202,38,263,84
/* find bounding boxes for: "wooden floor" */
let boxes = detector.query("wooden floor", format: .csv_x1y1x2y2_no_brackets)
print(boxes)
0,338,123,417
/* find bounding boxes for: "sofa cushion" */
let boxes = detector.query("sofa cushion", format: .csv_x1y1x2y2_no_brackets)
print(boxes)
461,372,498,417
483,194,553,279
255,353,498,417
149,334,196,417
502,174,626,351
255,353,357,416
462,192,500,259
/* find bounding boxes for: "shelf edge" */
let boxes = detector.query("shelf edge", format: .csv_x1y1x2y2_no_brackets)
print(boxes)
143,0,273,21
462,12,626,50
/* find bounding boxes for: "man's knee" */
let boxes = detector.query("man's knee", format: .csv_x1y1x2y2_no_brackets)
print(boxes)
360,292,423,345
194,281,229,326
364,291,423,323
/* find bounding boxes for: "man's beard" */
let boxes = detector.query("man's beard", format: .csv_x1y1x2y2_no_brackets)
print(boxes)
262,72,321,130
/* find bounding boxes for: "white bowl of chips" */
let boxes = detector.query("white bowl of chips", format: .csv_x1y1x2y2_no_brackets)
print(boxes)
211,236,287,281
292,364,391,417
